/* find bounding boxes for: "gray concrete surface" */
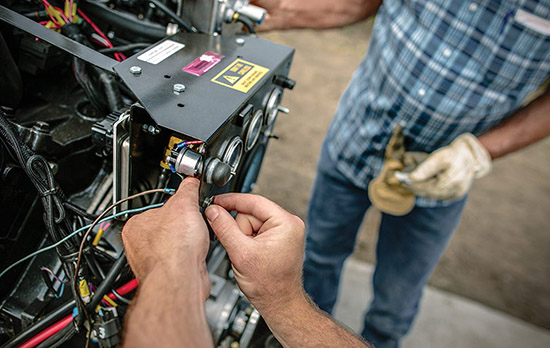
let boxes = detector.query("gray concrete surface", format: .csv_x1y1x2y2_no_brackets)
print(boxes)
254,20,550,330
334,259,550,348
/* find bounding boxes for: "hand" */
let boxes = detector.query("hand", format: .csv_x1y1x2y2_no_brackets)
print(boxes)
122,178,210,300
251,0,287,30
204,193,306,313
401,133,492,200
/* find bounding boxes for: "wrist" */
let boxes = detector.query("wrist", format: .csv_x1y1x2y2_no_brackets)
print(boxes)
256,288,310,321
141,254,202,282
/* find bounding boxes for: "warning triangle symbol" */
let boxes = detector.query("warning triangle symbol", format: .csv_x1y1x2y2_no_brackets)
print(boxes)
223,75,239,84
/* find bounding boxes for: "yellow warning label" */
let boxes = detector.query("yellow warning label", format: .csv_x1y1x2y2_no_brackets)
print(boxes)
223,75,239,84
211,59,269,93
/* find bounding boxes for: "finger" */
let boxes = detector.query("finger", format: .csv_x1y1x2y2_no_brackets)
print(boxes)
166,177,200,210
213,193,283,222
407,150,449,183
235,213,263,236
205,204,252,258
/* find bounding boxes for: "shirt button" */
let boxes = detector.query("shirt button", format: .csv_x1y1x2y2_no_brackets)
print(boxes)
443,49,452,57
469,3,478,11
418,88,426,96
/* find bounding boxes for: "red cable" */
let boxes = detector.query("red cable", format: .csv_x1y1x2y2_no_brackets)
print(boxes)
17,279,139,348
77,8,126,61
107,278,139,300
18,315,73,348
77,8,112,47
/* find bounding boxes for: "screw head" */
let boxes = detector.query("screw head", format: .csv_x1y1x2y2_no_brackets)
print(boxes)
173,83,186,93
129,66,142,75
32,121,50,133
235,37,245,45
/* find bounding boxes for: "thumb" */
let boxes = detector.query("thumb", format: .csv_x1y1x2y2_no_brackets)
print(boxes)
205,205,250,257
407,150,448,183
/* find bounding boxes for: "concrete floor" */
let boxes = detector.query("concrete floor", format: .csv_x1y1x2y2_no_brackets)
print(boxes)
334,259,550,348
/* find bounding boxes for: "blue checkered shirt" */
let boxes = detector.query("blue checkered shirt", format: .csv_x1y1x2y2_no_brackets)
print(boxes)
326,0,550,207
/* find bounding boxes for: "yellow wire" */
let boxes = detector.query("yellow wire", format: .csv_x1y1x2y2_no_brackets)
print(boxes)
64,1,70,19
102,295,118,307
49,7,65,26
92,228,105,247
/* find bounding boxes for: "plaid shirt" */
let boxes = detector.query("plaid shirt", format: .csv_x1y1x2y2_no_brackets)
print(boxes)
326,0,550,207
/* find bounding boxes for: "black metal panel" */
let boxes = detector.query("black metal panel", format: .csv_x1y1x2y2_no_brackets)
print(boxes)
0,5,118,72
114,33,294,142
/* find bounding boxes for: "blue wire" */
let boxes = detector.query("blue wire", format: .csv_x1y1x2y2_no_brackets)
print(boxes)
55,283,65,298
0,202,164,280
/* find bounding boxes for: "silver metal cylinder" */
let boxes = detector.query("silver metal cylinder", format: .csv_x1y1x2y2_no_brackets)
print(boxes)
174,148,203,177
237,4,266,24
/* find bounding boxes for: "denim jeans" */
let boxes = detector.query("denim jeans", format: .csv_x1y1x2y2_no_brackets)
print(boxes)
303,142,468,348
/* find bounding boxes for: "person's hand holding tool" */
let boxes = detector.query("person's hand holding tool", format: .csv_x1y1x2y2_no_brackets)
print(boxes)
205,194,370,347
205,193,305,313
399,133,492,200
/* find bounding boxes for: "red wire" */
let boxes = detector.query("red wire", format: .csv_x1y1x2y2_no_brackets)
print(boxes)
77,8,126,61
17,279,139,348
18,315,73,348
40,0,60,27
77,8,112,47
51,6,69,23
107,278,139,299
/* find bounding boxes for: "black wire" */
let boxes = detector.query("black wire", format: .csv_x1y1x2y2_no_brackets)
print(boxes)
237,16,256,34
0,112,77,254
64,201,99,221
151,168,170,204
148,0,198,33
98,43,150,54
112,289,132,305
84,253,103,282
86,254,127,311
72,57,109,115
34,323,76,348
0,301,76,348
90,251,106,279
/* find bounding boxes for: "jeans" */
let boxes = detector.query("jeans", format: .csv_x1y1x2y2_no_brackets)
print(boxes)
303,142,468,348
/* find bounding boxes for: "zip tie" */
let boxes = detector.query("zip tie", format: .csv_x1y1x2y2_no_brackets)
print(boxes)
40,187,58,197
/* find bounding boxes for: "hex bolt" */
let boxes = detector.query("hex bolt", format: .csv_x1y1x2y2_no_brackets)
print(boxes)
129,66,142,75
173,83,186,93
147,125,160,135
235,37,245,46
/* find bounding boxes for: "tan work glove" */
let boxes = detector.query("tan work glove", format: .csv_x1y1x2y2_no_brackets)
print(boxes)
368,126,421,216
398,133,492,200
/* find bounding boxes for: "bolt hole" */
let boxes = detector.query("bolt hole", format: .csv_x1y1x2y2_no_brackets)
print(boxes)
164,74,171,79
177,103,185,108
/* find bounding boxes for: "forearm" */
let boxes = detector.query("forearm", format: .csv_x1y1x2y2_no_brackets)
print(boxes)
259,291,371,347
259,0,382,30
122,261,212,347
479,91,550,159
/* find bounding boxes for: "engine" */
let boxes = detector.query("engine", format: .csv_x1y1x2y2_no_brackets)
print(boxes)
0,1,295,347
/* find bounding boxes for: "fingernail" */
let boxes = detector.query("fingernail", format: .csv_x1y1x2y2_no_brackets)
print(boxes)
205,206,219,223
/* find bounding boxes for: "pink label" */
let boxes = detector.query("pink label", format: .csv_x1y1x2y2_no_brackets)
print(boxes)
182,52,225,76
